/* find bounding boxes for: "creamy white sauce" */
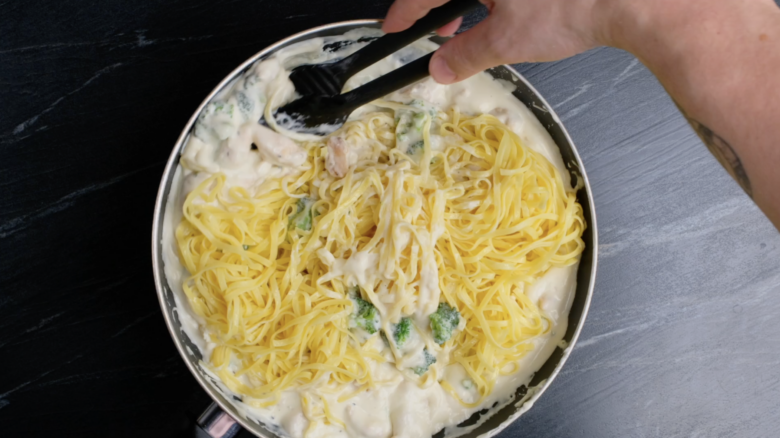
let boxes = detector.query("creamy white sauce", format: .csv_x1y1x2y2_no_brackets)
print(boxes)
161,28,580,438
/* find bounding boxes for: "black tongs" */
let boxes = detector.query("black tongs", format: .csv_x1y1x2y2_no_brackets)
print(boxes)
273,0,482,135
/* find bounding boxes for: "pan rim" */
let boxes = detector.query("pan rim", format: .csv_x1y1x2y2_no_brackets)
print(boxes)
151,18,598,438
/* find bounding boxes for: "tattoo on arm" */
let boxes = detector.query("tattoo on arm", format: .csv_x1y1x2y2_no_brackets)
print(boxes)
675,102,753,198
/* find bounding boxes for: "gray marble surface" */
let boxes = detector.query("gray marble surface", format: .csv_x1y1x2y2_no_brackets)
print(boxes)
0,1,778,437
510,49,780,437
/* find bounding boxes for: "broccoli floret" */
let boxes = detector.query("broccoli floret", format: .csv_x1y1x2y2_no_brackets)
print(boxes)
406,99,436,118
244,74,260,90
349,291,380,334
412,112,426,131
412,348,437,375
407,140,424,156
211,102,234,117
289,198,314,231
429,302,460,344
395,110,414,142
235,91,254,115
393,317,412,347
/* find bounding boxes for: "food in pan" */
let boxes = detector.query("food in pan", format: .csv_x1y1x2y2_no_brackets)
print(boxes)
162,28,585,438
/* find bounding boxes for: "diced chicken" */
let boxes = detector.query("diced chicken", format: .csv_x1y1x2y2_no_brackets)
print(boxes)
326,136,349,178
255,58,282,82
251,124,307,168
389,381,433,438
390,78,448,108
280,412,306,438
227,122,307,169
181,136,220,173
346,403,392,438
489,107,524,133
408,78,448,107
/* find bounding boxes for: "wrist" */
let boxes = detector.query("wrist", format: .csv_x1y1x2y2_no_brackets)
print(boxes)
593,0,650,51
595,0,695,53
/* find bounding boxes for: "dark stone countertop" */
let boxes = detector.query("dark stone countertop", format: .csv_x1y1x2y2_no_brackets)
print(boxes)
1,1,779,437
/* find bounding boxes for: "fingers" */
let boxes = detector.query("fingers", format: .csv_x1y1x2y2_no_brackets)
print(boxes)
429,14,508,84
436,17,463,37
384,0,510,84
382,0,451,33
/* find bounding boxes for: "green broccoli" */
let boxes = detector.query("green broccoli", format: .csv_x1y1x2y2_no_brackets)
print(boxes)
429,302,460,344
412,112,426,131
407,140,424,156
244,73,261,90
235,91,254,115
209,101,234,117
393,317,412,347
406,99,436,117
412,348,437,375
289,198,314,231
394,111,414,143
349,291,380,334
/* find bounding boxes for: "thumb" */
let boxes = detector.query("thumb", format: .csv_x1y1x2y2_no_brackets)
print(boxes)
429,14,509,84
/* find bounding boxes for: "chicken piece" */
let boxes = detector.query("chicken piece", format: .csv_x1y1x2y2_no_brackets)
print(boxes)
251,124,307,168
389,381,434,438
489,107,524,133
227,122,307,169
346,402,392,438
389,78,448,108
181,136,219,173
326,136,349,178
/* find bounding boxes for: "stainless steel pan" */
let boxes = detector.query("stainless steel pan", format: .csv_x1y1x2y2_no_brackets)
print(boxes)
151,19,598,438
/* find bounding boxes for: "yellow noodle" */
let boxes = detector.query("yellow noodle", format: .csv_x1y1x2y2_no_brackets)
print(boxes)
175,109,585,409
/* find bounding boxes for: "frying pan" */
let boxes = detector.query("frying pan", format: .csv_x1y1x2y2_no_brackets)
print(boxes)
151,19,598,438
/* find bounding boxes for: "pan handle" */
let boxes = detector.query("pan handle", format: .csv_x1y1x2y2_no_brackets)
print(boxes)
196,402,246,438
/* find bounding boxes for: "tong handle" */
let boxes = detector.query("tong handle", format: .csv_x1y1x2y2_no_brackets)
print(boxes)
341,0,482,78
341,52,434,108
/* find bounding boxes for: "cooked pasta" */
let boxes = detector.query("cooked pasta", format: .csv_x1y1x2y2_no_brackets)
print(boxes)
175,107,585,413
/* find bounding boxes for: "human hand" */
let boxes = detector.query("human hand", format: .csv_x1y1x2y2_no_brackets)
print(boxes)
382,0,613,84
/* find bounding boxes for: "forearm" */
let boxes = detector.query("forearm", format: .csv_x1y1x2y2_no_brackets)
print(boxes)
606,0,780,228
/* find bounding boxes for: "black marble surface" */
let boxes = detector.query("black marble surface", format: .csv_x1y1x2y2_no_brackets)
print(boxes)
2,1,779,437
